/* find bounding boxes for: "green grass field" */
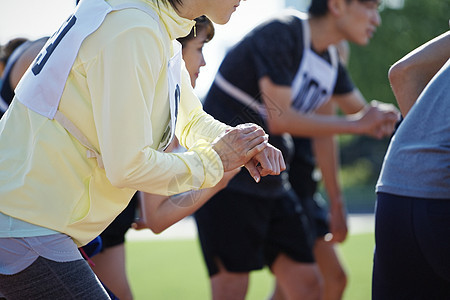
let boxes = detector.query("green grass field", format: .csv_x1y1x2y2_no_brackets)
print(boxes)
126,232,375,299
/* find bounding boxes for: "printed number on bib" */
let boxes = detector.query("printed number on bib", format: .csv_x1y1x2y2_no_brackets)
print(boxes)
32,15,77,75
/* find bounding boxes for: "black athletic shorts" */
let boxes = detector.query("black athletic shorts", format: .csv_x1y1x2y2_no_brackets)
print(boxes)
100,194,138,249
288,139,330,241
298,193,330,241
373,192,450,299
194,188,315,276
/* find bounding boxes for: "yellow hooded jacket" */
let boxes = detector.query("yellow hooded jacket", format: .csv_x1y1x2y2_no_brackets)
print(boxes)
0,0,227,246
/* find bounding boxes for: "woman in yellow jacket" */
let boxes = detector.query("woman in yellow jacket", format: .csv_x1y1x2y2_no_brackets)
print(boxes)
0,0,285,298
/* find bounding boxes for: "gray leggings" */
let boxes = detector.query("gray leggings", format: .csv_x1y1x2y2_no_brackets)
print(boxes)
0,256,110,299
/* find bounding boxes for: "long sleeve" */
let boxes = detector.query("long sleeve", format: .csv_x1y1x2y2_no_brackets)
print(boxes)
80,8,226,195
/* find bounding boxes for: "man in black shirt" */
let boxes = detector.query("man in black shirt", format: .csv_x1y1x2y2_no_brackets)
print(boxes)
195,0,398,298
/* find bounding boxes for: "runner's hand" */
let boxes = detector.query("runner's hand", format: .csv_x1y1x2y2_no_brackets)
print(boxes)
244,143,286,182
357,101,399,139
212,123,268,172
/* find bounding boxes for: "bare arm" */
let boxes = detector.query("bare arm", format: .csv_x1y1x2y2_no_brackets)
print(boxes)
331,88,366,114
134,168,240,234
259,76,398,139
388,30,450,116
313,90,398,242
333,88,399,137
312,101,347,243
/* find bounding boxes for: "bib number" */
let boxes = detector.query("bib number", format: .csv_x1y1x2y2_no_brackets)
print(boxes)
32,15,77,75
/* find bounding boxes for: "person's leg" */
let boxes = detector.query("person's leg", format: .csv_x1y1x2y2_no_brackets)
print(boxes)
210,260,250,300
313,239,346,300
270,238,343,300
266,190,321,300
91,243,133,300
195,189,272,299
271,253,321,300
0,256,110,299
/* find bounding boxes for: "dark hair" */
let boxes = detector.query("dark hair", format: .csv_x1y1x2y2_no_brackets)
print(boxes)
168,0,183,10
0,38,28,65
156,0,184,12
177,16,215,46
308,0,379,17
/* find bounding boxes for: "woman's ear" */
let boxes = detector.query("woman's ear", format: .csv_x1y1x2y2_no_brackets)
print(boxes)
328,0,346,17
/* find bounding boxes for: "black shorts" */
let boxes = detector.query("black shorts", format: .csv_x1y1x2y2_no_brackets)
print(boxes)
298,193,330,241
100,194,138,249
373,192,450,299
194,188,315,276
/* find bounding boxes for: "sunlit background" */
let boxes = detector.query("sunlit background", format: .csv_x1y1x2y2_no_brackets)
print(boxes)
2,2,446,298
0,0,407,98
0,0,283,98
0,0,416,214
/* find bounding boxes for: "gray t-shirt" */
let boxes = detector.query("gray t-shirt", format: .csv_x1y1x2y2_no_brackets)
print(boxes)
376,59,450,199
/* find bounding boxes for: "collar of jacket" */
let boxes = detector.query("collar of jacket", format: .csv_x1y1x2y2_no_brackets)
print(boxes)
145,0,196,40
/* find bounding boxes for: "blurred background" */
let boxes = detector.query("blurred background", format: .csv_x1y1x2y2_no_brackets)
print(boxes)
1,1,449,299
1,0,448,211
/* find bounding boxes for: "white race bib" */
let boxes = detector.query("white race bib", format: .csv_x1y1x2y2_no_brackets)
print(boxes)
291,13,338,113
